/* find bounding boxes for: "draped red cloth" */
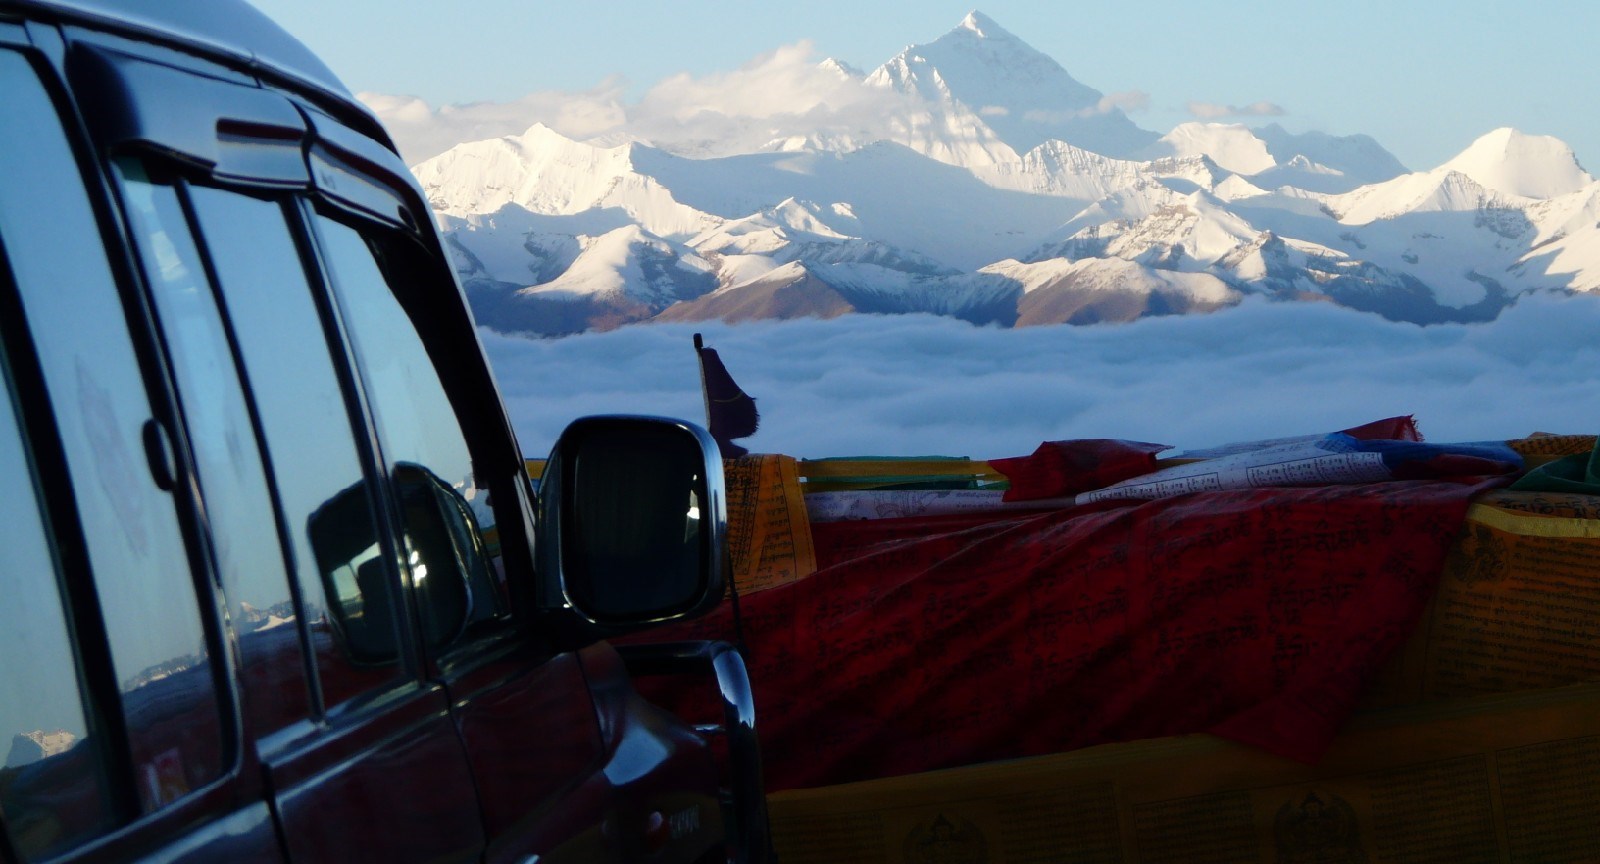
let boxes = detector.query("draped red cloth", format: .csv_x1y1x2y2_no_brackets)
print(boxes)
990,438,1169,502
641,477,1500,791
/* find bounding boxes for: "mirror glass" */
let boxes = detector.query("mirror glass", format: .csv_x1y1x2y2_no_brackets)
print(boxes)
563,422,710,620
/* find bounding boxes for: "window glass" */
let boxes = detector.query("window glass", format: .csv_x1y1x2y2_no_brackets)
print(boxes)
186,186,407,709
0,48,223,816
315,217,508,653
116,163,313,737
0,344,115,861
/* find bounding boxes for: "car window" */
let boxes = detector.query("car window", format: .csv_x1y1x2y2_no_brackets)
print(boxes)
114,162,315,740
0,47,224,818
314,216,510,655
0,338,117,862
185,185,410,711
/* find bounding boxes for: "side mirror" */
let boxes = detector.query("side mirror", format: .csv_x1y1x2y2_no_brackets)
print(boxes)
539,416,727,629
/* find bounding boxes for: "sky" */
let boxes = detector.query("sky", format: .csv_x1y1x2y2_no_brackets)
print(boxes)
248,0,1597,172
487,293,1600,460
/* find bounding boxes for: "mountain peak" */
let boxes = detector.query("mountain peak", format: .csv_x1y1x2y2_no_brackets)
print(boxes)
818,57,863,80
956,10,1011,40
866,10,1156,158
869,10,1098,109
515,121,566,146
1440,127,1592,199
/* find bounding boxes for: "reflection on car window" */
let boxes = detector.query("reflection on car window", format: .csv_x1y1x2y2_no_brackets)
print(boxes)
116,163,314,737
0,48,223,816
315,217,509,652
305,479,404,664
187,187,407,710
0,338,116,861
394,462,495,648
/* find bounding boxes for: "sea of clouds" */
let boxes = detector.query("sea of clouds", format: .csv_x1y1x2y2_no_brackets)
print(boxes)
483,292,1600,461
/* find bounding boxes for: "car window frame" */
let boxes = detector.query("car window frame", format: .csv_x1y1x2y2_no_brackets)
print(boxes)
149,169,491,864
175,177,422,720
299,201,527,673
0,178,123,864
144,125,533,705
110,159,329,746
0,29,261,860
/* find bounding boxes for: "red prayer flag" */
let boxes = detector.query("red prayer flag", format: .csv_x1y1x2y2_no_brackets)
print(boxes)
637,477,1505,791
990,439,1170,502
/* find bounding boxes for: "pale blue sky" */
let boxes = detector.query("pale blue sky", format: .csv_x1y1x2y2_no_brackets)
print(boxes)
247,0,1596,172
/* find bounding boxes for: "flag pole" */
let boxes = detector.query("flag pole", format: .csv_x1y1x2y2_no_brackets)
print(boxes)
693,332,711,430
693,332,748,658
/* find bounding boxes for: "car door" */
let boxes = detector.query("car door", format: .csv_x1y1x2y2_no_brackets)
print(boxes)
0,27,285,864
299,140,627,863
67,40,488,863
288,95,729,864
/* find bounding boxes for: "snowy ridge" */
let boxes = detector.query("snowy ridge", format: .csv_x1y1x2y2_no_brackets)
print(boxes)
1329,129,1594,225
416,124,717,239
1328,170,1516,225
1440,128,1592,199
519,225,712,303
983,256,1237,303
414,11,1597,335
417,123,631,216
1047,188,1264,272
1253,124,1410,189
689,198,955,276
1514,181,1600,291
974,142,1221,201
1139,123,1277,176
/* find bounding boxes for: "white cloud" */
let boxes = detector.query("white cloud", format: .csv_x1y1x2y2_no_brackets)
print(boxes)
1187,102,1233,120
365,41,912,164
1187,100,1288,120
361,83,629,165
623,41,913,155
1097,90,1151,114
484,292,1600,461
635,41,851,122
1021,91,1151,125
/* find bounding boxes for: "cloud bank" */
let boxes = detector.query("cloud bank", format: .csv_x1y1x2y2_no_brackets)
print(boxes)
484,292,1600,461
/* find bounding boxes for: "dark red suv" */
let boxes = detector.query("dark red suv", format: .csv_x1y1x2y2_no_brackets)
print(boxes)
0,2,765,861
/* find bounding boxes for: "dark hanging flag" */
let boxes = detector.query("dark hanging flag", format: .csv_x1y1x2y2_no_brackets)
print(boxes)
694,333,759,458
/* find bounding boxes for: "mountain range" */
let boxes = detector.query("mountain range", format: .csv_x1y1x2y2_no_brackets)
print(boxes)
414,11,1599,336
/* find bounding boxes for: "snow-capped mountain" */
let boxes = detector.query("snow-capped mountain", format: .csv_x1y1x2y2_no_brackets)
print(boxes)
1437,127,1592,199
986,257,1240,326
412,11,1597,336
417,124,717,238
864,11,1157,161
1252,124,1410,192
